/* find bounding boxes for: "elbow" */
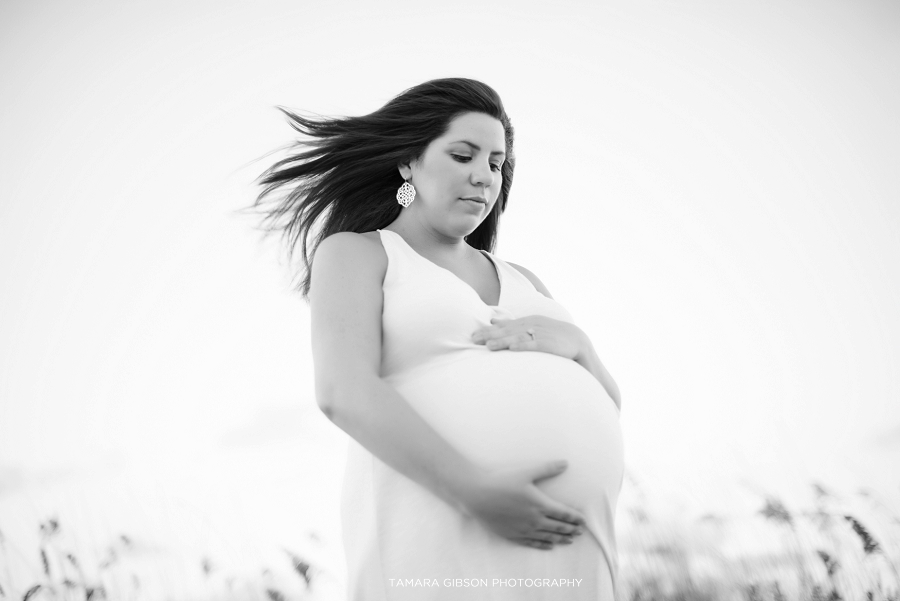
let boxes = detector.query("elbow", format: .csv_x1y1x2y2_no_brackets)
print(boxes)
318,400,337,421
314,373,378,421
315,380,340,421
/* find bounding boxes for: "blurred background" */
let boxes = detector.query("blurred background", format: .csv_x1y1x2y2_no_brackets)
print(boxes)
2,0,898,599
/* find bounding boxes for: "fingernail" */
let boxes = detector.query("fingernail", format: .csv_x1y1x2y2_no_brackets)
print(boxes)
561,538,573,545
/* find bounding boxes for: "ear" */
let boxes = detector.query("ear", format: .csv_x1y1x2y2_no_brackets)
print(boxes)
397,162,411,182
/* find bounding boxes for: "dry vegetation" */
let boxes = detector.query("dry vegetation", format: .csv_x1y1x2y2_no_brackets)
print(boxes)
616,481,899,601
1,481,897,600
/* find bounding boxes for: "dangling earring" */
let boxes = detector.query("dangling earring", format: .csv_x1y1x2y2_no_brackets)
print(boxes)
396,179,416,208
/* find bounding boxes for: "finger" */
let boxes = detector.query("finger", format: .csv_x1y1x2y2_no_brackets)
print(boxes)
542,507,587,529
538,521,584,537
485,324,538,350
508,334,538,352
532,497,586,529
472,326,508,344
512,538,553,550
536,530,576,545
529,531,569,545
485,336,517,350
486,335,534,351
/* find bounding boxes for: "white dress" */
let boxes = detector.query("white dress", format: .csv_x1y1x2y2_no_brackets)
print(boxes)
339,229,625,600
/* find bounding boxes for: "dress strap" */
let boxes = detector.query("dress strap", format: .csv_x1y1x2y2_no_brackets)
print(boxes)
377,229,408,289
484,252,537,294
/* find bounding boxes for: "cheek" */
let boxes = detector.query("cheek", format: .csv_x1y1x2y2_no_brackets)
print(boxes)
434,164,461,189
418,169,449,196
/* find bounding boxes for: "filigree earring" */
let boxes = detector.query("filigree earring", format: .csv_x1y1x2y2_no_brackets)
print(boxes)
396,179,416,208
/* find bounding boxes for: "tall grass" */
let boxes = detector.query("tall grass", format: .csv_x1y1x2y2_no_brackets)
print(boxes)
0,518,321,601
2,480,897,600
616,481,900,601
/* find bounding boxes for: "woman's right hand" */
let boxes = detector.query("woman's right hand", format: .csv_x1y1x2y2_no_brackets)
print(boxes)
455,460,587,550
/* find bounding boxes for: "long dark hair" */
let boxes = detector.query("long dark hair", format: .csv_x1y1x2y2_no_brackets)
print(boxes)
250,77,516,301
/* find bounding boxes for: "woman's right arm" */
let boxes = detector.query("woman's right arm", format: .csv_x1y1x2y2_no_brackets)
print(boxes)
309,232,587,549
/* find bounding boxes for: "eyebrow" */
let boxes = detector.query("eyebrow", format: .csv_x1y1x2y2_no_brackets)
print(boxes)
451,140,506,157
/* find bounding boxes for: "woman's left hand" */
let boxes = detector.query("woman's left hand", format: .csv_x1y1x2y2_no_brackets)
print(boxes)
471,316,586,361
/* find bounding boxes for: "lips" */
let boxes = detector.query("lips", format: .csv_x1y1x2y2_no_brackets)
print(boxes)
461,197,486,205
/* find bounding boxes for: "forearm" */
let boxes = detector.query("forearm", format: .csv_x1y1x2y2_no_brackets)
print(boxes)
321,375,483,513
574,332,621,410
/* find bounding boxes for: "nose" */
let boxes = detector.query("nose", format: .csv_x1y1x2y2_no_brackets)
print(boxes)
470,159,495,188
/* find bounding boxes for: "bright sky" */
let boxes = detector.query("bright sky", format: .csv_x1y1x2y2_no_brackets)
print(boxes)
2,0,899,594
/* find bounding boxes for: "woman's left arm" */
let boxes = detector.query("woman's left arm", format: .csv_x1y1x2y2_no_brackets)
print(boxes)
472,263,622,411
570,332,621,411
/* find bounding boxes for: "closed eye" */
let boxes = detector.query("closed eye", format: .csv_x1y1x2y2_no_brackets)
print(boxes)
452,154,503,171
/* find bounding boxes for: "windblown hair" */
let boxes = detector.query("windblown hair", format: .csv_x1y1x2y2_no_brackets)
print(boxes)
250,77,516,301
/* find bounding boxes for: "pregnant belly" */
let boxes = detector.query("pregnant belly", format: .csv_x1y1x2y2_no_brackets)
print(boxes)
386,349,624,513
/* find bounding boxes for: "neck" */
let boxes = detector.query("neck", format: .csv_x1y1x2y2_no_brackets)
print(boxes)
386,212,473,258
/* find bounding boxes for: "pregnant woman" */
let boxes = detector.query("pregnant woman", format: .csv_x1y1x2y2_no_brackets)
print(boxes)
253,78,624,600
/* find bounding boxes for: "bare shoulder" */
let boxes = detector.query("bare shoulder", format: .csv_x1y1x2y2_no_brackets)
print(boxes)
313,231,386,277
316,230,383,256
309,231,386,410
506,261,553,299
309,230,387,313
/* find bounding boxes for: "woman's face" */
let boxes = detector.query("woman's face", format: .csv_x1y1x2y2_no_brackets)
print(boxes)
401,111,506,236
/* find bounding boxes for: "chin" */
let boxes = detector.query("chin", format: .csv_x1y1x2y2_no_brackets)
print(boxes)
444,216,482,239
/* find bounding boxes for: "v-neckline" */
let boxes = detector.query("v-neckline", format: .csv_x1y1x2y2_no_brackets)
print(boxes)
380,229,503,307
